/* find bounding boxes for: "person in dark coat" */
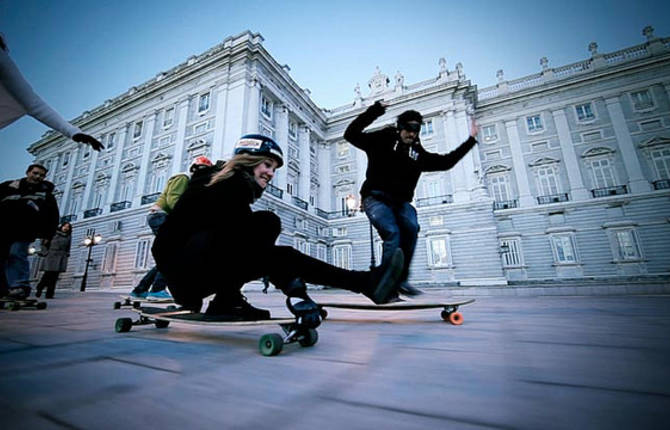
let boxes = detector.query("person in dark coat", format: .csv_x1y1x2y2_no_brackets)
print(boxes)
152,134,404,321
0,163,59,298
344,101,479,297
35,222,71,298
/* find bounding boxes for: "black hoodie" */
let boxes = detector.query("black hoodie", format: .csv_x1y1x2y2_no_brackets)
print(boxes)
0,178,59,241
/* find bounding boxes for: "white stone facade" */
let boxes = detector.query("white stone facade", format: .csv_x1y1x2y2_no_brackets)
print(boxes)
27,28,670,289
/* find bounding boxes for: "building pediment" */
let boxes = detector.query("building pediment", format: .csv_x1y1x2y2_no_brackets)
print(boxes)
484,164,512,174
529,157,560,167
639,136,670,148
581,146,615,158
334,178,355,187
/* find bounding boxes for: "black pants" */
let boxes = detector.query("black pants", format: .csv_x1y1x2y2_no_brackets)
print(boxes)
36,271,60,298
156,211,369,308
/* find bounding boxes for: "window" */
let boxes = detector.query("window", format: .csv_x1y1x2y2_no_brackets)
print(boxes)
121,180,134,202
133,121,143,140
336,142,349,159
317,244,327,261
289,121,298,140
537,166,560,196
650,147,670,179
526,114,544,133
163,107,175,127
288,145,299,159
333,227,347,237
198,92,210,114
500,238,522,267
575,103,595,121
286,182,294,196
93,189,105,209
261,95,273,119
134,239,151,269
630,89,654,111
420,119,434,137
614,229,642,260
333,245,352,269
337,165,350,174
68,194,81,215
423,177,441,198
294,237,309,254
61,152,70,169
427,237,451,267
482,125,498,143
107,132,116,150
590,159,617,188
152,172,166,193
82,147,90,160
489,175,511,202
551,234,577,264
101,243,118,273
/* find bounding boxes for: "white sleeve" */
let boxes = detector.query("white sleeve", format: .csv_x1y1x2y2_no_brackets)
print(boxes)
0,48,81,138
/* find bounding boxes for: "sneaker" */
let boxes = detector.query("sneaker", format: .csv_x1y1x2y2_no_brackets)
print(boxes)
129,290,148,299
147,290,173,301
399,282,424,297
8,287,29,300
363,249,404,305
205,295,271,321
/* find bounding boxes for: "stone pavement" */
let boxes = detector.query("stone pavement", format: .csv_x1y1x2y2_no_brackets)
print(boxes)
1,289,669,429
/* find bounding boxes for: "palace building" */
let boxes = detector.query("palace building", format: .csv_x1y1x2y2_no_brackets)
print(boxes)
26,27,670,290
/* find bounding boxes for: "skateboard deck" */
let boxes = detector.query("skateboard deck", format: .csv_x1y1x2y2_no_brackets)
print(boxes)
114,306,318,356
0,297,47,310
316,298,475,325
113,294,175,309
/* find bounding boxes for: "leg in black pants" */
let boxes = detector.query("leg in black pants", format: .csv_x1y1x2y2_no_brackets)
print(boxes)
36,271,59,298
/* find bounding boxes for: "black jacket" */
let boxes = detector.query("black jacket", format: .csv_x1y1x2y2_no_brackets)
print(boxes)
152,170,258,266
0,178,59,242
344,104,477,202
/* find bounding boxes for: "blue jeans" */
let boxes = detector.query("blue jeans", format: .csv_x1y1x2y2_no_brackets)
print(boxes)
3,241,32,290
133,211,168,293
363,195,419,282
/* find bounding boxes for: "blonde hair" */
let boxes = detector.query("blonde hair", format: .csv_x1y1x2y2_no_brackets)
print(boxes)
208,154,268,186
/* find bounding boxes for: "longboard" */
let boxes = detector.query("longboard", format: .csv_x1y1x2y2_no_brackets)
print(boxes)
113,294,175,309
114,306,318,356
316,298,475,325
0,297,47,311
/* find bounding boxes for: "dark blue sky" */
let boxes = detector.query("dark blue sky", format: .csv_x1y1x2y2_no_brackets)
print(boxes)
1,0,669,180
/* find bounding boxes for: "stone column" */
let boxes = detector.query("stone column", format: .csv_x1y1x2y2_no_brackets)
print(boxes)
443,110,468,202
273,105,289,195
552,108,589,200
318,142,331,211
298,126,312,203
245,78,260,134
133,112,157,206
211,85,229,161
60,146,80,216
106,124,128,208
170,98,190,176
81,144,100,210
455,109,480,199
505,120,535,206
355,140,367,200
605,96,651,193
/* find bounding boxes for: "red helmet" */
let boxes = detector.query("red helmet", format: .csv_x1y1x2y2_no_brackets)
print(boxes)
189,156,213,172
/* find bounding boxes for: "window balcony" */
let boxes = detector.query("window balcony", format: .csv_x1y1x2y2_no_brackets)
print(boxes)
315,208,329,219
60,214,77,223
266,184,283,199
537,193,569,204
83,208,102,219
415,194,454,208
653,179,670,190
110,201,132,212
141,192,161,205
291,196,308,210
493,200,518,210
591,185,628,198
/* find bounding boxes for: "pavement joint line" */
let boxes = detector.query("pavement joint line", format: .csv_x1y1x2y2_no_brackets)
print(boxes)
317,395,515,430
36,411,83,430
101,356,182,374
515,339,668,352
518,379,670,398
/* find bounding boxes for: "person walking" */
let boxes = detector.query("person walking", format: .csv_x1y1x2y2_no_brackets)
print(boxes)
35,222,72,298
152,134,404,320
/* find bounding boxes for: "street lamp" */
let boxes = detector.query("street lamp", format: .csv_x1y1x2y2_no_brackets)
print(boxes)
345,194,358,216
80,230,102,292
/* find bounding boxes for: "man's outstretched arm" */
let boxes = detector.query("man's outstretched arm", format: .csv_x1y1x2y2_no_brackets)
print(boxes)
344,101,387,151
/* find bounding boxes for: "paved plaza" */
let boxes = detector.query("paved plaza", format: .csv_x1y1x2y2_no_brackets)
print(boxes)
1,289,669,429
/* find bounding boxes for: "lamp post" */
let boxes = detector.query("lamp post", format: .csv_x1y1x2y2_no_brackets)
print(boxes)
80,230,102,292
345,194,377,270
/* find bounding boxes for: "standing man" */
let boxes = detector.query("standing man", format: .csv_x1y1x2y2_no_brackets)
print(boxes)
128,156,215,300
0,164,59,298
344,101,478,297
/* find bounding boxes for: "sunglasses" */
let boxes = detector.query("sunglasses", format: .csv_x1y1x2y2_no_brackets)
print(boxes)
399,122,421,132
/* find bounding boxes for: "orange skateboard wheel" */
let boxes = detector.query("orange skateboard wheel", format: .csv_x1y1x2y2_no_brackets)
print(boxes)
447,311,463,325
